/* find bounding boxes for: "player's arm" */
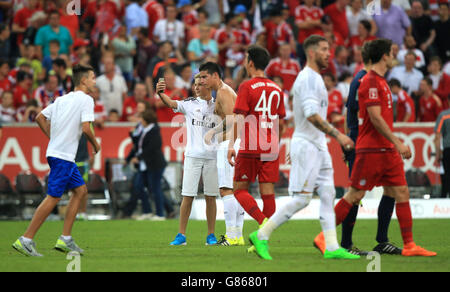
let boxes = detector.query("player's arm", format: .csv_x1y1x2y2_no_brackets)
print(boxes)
155,79,178,109
307,114,354,150
82,122,101,154
366,105,411,159
36,112,51,139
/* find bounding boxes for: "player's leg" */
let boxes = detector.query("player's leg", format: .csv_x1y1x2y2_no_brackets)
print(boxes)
233,155,266,225
372,188,401,254
204,195,217,245
341,147,359,249
383,152,436,256
76,162,89,220
170,157,202,245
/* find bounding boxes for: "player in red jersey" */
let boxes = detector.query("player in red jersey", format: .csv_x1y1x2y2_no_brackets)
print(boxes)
227,45,286,231
314,38,436,257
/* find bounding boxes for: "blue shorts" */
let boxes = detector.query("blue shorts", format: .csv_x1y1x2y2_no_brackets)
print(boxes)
47,157,85,198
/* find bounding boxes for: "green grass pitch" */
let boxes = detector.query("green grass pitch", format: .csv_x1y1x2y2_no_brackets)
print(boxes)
1,219,449,272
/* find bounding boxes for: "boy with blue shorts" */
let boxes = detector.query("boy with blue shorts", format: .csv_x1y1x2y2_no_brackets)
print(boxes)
12,64,101,257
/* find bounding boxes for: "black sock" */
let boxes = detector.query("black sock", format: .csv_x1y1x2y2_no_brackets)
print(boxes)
341,205,359,249
376,195,395,243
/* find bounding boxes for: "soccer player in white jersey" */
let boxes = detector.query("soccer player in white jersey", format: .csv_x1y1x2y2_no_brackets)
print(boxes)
201,62,245,246
157,74,219,246
12,65,101,257
249,35,359,260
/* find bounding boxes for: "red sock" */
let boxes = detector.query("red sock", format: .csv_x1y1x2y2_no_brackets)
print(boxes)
261,194,276,218
396,202,413,245
334,198,354,226
234,189,266,225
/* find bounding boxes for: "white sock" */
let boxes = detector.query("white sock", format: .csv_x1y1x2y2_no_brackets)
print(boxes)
235,199,245,238
223,195,237,238
317,185,339,251
258,193,312,240
21,236,33,243
61,235,72,241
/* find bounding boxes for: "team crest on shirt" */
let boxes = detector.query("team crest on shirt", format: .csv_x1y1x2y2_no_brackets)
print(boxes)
369,88,378,100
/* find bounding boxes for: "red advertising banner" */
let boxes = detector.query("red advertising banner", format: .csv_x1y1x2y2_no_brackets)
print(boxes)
0,122,439,187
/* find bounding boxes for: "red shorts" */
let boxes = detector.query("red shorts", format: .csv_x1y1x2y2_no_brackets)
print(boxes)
350,151,407,190
234,153,279,183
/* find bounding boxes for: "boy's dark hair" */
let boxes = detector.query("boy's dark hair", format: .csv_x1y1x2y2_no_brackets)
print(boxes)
73,64,94,87
322,72,336,83
199,62,223,78
246,45,271,71
17,70,32,83
423,76,433,87
49,39,60,47
141,109,158,124
368,38,392,64
388,78,402,88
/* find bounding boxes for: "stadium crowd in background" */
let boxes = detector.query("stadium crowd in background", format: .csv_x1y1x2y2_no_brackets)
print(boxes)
0,0,449,128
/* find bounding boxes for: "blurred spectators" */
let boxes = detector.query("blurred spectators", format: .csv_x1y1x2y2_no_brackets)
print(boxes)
434,2,450,64
0,60,12,97
124,0,148,38
153,68,187,122
51,58,73,92
111,24,136,87
373,0,411,47
389,78,416,122
388,51,424,96
265,42,301,92
34,10,73,59
12,70,32,109
0,91,16,123
153,4,184,50
122,82,150,122
96,53,128,115
33,72,63,108
397,35,426,69
323,72,345,129
418,77,443,122
187,23,218,73
324,0,350,44
410,0,436,61
346,0,376,37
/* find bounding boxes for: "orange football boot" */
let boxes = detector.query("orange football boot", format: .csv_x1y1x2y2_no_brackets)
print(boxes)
402,242,437,257
313,232,326,255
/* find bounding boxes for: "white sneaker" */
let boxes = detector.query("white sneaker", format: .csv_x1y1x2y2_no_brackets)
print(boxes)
150,215,166,221
136,213,154,221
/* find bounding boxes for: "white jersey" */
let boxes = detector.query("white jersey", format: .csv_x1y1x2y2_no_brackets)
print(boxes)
41,91,95,162
291,66,329,151
174,97,217,160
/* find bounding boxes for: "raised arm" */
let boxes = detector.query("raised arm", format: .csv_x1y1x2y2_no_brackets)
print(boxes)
155,79,178,109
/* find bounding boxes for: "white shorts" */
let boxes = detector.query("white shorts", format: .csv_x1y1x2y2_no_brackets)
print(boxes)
217,139,240,189
288,138,334,194
182,156,219,197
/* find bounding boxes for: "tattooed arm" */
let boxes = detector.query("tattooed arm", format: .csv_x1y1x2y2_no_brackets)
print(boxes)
307,113,354,149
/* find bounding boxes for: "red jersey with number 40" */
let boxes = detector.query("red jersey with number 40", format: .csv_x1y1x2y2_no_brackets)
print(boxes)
356,70,394,152
234,77,286,156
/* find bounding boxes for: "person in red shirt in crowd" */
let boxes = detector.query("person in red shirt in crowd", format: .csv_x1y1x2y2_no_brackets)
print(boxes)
215,14,251,67
389,78,416,122
11,0,42,56
154,69,187,123
178,0,198,30
83,0,122,45
265,42,301,92
0,60,12,97
59,0,80,41
12,70,33,109
71,39,90,66
418,77,443,122
294,0,324,45
323,72,345,129
122,82,150,121
33,73,63,108
142,0,165,41
234,4,251,35
427,56,450,110
349,20,377,53
324,0,350,44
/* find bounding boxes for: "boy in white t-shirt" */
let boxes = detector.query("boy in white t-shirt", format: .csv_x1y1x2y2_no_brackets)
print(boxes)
12,65,101,257
156,73,219,246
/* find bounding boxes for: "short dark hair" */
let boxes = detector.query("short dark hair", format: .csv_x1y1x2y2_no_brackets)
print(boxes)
388,78,402,88
423,76,433,87
141,109,158,124
17,70,32,83
199,62,223,78
303,35,328,53
359,19,372,33
53,58,67,69
367,38,392,64
72,64,94,87
246,45,271,71
361,41,371,65
49,39,60,46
